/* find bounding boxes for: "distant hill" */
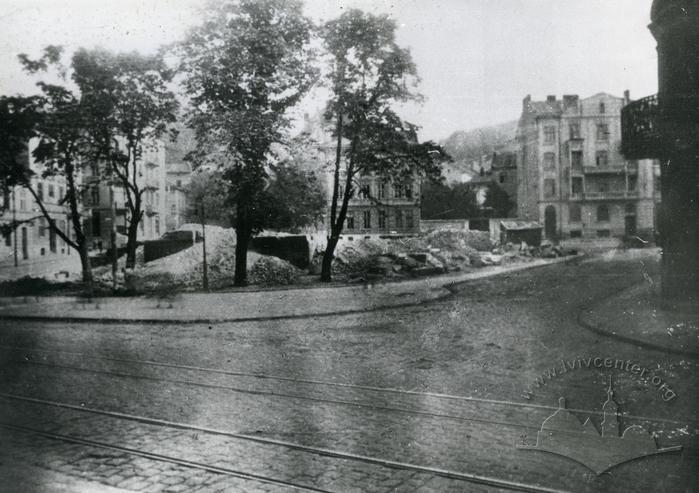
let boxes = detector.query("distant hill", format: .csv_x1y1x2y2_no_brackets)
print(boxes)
440,120,518,164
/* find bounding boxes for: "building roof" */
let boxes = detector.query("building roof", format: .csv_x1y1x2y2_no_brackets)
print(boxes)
166,162,191,175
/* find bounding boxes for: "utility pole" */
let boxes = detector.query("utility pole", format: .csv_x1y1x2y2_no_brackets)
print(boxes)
200,201,208,291
12,188,17,267
110,184,118,291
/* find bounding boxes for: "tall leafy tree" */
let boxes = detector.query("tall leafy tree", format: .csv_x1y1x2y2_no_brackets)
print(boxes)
421,181,479,220
483,183,515,218
5,46,95,282
319,10,449,281
178,0,316,286
71,48,179,269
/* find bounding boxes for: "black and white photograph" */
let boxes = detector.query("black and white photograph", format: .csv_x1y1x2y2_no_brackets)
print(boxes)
0,0,697,491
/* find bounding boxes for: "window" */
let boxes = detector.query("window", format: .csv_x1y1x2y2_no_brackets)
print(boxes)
597,205,610,222
404,182,413,199
38,217,46,237
597,229,610,237
4,231,11,247
596,124,609,141
358,183,370,199
571,151,583,170
48,184,55,199
176,180,182,188
570,230,582,238
346,214,355,230
171,204,177,214
499,173,506,184
49,228,56,253
90,187,100,206
362,210,371,229
543,152,556,170
599,102,606,114
627,176,638,191
571,177,583,196
569,204,581,223
544,126,556,144
544,178,556,198
155,218,160,236
569,123,581,140
92,211,101,236
58,186,64,201
37,182,44,201
595,151,609,167
378,210,386,229
393,183,403,198
395,210,403,228
405,210,414,229
377,181,387,200
19,190,26,211
625,203,636,214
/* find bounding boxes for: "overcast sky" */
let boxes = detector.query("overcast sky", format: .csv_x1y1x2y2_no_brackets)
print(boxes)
0,0,657,141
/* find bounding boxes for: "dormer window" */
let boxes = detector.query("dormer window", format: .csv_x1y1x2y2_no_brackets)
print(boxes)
599,102,606,114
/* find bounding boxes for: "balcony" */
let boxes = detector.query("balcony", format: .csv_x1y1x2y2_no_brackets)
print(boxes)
622,93,699,159
583,165,627,174
583,191,639,200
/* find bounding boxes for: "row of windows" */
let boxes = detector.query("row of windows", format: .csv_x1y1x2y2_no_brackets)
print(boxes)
544,150,611,170
353,181,414,200
346,209,415,230
35,182,64,203
567,203,635,224
543,123,610,144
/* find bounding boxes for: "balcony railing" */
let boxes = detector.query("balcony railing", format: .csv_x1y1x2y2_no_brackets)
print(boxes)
583,191,639,200
621,94,663,160
583,165,627,174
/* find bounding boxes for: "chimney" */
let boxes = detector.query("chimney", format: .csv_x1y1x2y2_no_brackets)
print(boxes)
546,95,556,104
624,90,630,104
563,95,579,109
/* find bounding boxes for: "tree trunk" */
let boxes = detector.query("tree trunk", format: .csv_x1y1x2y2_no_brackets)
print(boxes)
125,214,140,269
234,201,251,287
320,232,340,282
79,240,93,285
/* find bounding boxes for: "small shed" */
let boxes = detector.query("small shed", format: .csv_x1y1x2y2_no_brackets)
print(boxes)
500,221,543,247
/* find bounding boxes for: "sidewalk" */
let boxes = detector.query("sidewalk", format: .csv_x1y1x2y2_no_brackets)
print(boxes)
0,256,580,323
579,278,699,358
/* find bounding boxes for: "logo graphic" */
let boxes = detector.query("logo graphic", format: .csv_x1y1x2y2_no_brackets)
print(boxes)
517,379,681,474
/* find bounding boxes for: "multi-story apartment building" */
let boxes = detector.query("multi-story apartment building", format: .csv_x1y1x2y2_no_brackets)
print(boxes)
83,139,168,250
301,115,421,235
163,132,193,232
0,140,73,264
164,161,191,231
517,92,659,240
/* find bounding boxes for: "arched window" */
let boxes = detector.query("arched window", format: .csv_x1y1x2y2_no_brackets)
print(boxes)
597,205,610,222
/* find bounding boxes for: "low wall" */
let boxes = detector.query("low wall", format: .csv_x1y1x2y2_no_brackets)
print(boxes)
144,239,195,263
250,235,311,269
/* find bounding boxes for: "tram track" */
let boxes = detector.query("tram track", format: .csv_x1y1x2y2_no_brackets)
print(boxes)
0,392,569,493
0,344,690,428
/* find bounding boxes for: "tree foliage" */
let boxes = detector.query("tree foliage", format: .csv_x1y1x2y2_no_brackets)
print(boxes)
178,0,317,286
319,9,449,281
421,181,479,220
483,183,515,218
71,48,179,268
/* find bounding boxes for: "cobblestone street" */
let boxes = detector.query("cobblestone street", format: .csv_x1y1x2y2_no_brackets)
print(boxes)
1,252,697,492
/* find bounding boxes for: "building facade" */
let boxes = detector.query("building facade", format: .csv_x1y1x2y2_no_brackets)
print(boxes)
83,139,168,250
301,115,422,236
0,140,74,264
517,92,659,240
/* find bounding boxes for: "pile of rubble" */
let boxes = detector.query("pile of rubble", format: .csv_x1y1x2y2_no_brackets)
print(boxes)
322,230,577,282
102,227,301,291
